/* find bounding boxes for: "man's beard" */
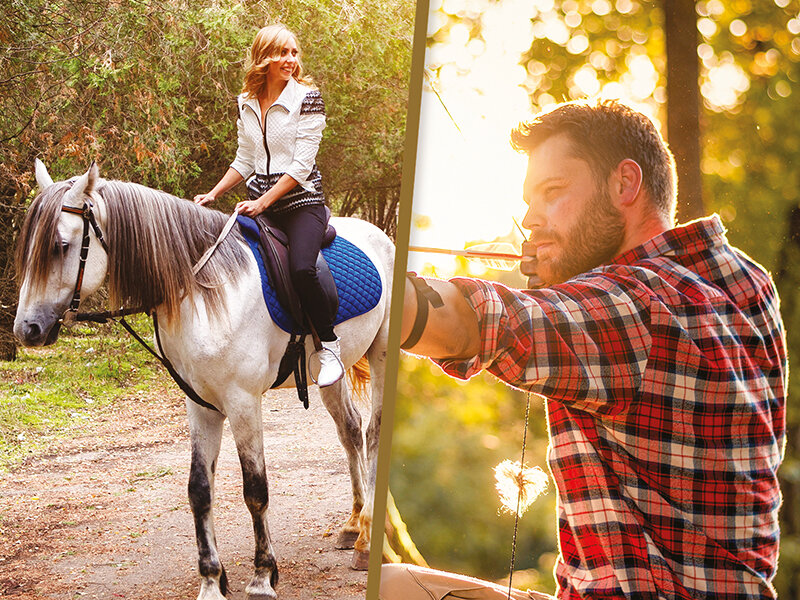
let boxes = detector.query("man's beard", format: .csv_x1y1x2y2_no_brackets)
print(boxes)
532,184,625,286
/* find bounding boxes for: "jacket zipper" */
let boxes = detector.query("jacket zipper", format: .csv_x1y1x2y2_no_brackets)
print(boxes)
242,103,272,177
263,105,272,176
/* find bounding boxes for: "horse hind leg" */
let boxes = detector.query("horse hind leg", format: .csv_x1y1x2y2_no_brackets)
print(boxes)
318,377,368,556
228,400,278,600
350,400,380,571
350,341,387,571
187,403,229,600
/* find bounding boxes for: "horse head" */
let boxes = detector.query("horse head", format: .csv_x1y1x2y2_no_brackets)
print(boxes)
14,160,109,346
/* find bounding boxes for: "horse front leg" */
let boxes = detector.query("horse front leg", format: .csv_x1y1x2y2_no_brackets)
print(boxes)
186,402,228,600
228,399,278,600
319,378,369,565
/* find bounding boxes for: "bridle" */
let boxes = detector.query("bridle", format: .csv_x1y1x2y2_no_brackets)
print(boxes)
56,189,222,414
60,191,109,319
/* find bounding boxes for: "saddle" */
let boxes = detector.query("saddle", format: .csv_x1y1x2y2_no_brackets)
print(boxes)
250,208,339,409
236,212,383,409
254,208,339,333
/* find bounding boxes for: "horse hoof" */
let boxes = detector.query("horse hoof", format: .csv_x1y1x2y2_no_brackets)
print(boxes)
197,583,228,600
246,590,278,600
335,529,359,549
351,549,370,571
246,577,277,600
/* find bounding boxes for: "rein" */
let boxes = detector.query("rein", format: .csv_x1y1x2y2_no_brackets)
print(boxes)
59,193,222,414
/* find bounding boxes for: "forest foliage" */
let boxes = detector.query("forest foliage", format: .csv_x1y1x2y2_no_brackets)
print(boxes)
0,0,413,357
1,0,412,224
391,1,800,598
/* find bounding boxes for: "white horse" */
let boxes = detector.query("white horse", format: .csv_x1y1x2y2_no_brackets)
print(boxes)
14,161,393,600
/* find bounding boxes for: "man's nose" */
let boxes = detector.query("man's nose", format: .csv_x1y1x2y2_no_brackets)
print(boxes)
522,198,544,232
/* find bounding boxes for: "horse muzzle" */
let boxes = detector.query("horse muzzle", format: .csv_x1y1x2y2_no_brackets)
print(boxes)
14,309,63,347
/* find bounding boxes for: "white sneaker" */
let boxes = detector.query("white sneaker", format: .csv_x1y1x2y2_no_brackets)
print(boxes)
315,337,344,387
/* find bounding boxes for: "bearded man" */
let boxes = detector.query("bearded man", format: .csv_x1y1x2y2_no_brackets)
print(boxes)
381,100,787,600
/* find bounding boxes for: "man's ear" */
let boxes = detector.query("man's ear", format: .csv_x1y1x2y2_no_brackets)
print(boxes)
610,159,643,207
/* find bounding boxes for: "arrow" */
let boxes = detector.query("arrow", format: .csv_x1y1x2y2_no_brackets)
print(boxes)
408,245,522,261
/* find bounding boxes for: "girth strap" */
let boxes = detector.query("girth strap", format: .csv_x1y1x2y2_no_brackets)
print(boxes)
271,332,310,409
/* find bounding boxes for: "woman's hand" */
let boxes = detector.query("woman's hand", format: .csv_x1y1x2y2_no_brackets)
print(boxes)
236,198,268,217
194,192,216,205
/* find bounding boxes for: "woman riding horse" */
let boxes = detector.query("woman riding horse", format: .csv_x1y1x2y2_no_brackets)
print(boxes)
194,23,343,387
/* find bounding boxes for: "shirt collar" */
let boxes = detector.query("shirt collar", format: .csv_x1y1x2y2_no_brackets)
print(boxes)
613,214,727,266
272,77,300,110
240,78,302,114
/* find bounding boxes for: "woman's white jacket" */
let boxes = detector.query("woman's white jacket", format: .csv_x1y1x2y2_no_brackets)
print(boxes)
230,77,325,195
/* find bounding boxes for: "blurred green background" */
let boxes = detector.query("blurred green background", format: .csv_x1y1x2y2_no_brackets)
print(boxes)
391,1,800,598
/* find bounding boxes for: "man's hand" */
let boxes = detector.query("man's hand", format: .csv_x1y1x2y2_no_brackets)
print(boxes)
520,240,544,288
401,276,481,360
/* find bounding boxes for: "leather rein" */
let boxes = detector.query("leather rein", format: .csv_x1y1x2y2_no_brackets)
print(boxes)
59,195,221,413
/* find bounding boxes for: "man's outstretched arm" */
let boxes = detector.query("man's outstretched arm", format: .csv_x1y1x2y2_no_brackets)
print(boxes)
400,276,481,360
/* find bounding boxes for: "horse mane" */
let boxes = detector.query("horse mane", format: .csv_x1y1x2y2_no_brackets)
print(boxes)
15,180,74,295
16,178,251,322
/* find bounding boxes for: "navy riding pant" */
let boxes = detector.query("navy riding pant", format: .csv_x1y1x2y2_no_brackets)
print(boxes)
264,203,336,341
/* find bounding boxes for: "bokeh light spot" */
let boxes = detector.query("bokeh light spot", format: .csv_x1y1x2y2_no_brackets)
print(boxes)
698,17,718,39
567,34,590,54
729,19,747,37
591,0,612,16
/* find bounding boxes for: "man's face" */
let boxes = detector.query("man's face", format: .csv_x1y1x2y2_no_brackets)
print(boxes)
521,133,625,286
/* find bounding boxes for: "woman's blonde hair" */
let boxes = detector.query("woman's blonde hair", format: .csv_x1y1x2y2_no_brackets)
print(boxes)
242,24,313,98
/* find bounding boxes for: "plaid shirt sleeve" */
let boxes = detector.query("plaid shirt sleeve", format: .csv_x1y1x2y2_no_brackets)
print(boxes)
437,272,654,416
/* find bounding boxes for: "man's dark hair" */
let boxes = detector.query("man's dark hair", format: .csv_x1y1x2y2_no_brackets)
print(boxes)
511,99,677,221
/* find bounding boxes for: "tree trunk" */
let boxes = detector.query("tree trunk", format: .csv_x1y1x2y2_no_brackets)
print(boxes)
663,0,705,221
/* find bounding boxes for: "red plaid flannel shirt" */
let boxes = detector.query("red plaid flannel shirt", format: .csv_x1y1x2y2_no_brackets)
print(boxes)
437,216,787,600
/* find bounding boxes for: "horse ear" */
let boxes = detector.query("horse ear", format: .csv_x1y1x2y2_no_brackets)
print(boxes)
34,158,54,191
86,161,99,194
71,161,100,199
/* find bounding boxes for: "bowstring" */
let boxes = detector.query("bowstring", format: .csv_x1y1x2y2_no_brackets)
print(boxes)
424,68,464,136
427,66,532,598
507,391,531,600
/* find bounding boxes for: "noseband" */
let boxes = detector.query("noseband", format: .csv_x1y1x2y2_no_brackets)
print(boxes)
60,193,108,317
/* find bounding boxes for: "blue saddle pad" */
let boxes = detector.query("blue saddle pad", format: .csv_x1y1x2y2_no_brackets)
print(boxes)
237,215,383,333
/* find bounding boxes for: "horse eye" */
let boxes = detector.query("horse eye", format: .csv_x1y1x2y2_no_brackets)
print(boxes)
54,240,69,254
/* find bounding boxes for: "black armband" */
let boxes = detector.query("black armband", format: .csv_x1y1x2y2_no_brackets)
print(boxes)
401,272,444,350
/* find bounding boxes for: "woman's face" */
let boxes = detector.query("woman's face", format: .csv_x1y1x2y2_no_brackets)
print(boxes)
268,37,299,83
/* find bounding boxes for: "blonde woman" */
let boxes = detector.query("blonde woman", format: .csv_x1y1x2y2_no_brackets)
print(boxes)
195,23,343,386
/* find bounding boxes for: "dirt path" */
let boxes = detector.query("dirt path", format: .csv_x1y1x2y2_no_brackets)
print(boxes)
0,385,369,600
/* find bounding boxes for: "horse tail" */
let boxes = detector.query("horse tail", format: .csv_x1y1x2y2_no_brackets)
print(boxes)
347,356,370,405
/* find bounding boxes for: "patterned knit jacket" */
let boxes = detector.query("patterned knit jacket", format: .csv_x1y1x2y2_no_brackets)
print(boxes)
231,77,326,213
